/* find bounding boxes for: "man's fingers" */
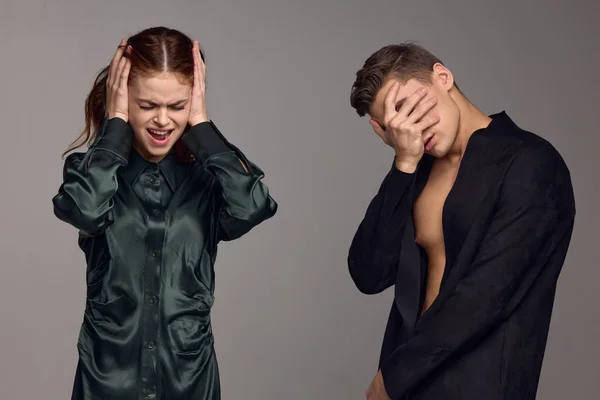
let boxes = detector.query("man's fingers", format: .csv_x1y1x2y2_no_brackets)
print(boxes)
396,87,428,120
416,114,440,132
406,96,437,124
383,81,400,124
369,118,385,138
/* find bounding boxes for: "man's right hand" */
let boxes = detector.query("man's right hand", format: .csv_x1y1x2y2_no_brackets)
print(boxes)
370,81,439,173
106,38,131,122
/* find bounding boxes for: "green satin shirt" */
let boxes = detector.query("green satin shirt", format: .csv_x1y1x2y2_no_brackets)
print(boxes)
52,118,277,400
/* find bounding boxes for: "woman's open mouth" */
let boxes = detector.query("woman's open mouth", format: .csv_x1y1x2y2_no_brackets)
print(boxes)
147,128,174,146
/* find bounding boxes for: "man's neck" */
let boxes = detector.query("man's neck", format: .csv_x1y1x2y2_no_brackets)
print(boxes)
444,90,492,165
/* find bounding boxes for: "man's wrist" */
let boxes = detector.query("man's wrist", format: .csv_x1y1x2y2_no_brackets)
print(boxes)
394,157,419,173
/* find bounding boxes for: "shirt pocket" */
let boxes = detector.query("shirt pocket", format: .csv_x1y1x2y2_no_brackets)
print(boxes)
167,291,215,356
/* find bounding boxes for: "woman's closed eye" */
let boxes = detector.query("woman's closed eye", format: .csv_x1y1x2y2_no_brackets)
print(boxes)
139,104,186,111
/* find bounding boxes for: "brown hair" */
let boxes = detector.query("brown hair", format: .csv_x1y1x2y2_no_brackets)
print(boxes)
350,42,455,117
63,26,205,161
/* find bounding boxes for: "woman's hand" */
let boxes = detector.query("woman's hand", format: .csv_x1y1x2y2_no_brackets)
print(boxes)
188,40,209,126
106,38,131,122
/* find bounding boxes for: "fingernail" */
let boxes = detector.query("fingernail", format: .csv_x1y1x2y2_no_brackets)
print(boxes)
419,88,427,93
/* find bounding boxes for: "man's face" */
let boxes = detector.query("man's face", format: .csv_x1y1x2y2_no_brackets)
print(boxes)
368,71,460,159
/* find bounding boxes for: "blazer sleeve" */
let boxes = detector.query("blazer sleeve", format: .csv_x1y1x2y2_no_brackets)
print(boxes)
347,163,417,294
379,145,576,399
52,117,133,237
181,120,277,241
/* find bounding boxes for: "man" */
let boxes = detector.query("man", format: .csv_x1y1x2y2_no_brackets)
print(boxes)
347,43,576,400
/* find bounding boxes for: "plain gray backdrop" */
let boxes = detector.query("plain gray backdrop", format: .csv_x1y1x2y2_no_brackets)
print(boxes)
1,0,598,398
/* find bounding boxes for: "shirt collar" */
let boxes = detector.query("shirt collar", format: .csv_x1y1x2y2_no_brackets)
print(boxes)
414,111,517,187
481,110,516,134
124,147,188,191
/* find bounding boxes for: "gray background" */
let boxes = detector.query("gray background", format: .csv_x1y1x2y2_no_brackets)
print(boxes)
1,0,598,398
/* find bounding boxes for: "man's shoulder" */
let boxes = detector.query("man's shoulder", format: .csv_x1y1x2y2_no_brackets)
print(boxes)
497,118,551,150
486,114,564,169
494,119,571,197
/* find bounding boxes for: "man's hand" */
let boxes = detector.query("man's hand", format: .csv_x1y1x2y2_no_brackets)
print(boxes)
366,370,391,400
370,81,439,173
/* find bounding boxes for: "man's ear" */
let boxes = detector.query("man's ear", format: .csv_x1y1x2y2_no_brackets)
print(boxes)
432,63,454,91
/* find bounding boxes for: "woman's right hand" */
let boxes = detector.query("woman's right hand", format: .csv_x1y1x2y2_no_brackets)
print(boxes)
106,38,131,122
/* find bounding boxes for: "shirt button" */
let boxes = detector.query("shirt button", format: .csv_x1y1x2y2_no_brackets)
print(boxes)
149,295,157,304
152,249,160,257
148,341,155,350
144,389,153,398
153,209,160,217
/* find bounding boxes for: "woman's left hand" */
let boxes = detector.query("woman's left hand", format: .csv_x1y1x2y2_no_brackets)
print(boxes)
189,40,209,126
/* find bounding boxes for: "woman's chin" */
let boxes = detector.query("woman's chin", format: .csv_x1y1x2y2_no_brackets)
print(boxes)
133,140,174,162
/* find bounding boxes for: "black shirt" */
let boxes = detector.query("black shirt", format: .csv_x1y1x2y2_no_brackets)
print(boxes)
348,112,576,399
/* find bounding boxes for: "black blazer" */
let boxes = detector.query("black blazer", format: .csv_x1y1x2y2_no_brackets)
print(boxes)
348,112,576,400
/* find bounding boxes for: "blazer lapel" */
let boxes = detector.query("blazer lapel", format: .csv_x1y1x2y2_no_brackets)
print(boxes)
441,125,515,285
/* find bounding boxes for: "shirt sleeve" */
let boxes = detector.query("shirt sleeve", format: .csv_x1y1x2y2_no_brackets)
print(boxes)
181,120,277,241
380,144,576,399
347,162,417,294
52,117,133,237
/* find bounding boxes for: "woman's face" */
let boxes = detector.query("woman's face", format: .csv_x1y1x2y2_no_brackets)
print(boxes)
128,72,192,162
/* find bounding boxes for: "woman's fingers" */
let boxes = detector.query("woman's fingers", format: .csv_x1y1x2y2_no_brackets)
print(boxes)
108,38,127,87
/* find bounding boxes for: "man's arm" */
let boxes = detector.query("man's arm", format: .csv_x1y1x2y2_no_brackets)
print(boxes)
379,144,576,399
348,162,417,294
349,83,439,295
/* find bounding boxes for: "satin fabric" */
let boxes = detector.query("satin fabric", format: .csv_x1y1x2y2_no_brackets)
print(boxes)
53,118,277,400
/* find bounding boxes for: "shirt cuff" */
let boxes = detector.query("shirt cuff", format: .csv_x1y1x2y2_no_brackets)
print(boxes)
181,120,234,164
386,159,418,193
94,117,133,161
390,163,417,179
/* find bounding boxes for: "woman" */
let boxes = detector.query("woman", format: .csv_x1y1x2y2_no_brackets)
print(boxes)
52,27,277,399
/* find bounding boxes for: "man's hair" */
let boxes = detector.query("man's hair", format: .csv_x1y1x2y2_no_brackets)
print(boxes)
350,42,455,117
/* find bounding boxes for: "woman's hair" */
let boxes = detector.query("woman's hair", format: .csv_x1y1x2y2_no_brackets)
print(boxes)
63,26,205,161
